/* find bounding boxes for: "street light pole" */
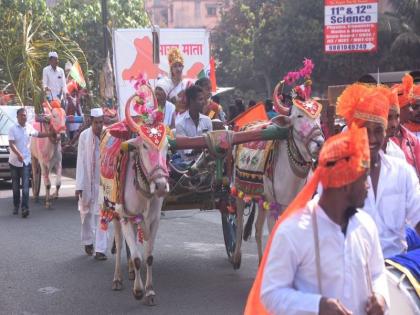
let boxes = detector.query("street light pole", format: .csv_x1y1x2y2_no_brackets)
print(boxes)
101,0,108,58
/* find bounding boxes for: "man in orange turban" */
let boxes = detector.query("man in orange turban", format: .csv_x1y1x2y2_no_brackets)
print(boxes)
337,84,420,259
245,125,388,315
388,75,420,177
405,84,420,138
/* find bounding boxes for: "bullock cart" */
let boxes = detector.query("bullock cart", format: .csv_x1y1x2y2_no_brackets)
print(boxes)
164,124,289,260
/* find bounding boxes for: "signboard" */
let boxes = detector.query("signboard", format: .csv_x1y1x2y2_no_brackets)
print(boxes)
113,28,210,117
324,0,378,53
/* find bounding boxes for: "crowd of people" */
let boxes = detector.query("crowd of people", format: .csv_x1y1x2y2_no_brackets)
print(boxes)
6,48,420,313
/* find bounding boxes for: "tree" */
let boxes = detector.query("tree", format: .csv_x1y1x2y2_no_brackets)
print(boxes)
50,0,149,97
213,0,418,100
0,1,86,110
384,0,420,60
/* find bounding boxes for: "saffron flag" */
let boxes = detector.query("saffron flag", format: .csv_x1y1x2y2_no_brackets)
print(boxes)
69,61,86,88
210,57,217,93
231,103,268,131
197,56,217,92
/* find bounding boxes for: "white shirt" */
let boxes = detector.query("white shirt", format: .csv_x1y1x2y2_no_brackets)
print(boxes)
175,111,213,137
261,200,389,315
386,139,406,160
42,65,67,100
163,100,175,127
363,151,420,258
8,123,38,167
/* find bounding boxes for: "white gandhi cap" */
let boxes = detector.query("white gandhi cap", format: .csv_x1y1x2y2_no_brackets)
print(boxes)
90,107,104,117
48,51,58,58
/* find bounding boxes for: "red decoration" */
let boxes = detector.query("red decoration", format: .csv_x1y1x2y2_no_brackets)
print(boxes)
139,123,166,148
293,99,322,119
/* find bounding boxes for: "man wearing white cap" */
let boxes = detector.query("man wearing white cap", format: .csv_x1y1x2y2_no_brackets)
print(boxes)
42,51,67,101
75,107,108,260
155,78,176,128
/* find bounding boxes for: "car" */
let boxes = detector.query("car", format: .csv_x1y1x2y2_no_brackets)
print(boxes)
0,105,35,180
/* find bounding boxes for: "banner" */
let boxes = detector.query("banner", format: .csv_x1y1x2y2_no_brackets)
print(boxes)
324,0,378,54
113,28,210,117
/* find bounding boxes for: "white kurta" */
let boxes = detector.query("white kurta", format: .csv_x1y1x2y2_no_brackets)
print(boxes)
75,127,100,219
363,151,420,258
42,65,67,100
261,199,389,315
386,139,406,160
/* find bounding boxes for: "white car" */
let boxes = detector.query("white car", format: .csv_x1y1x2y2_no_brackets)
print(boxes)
0,106,35,180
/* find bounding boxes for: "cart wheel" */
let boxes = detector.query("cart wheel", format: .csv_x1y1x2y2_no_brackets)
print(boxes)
31,157,41,200
221,211,237,259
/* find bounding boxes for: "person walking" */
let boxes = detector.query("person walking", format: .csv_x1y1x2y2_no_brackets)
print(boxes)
8,108,52,218
75,108,108,260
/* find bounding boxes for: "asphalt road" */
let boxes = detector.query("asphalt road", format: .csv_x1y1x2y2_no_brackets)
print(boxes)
0,176,263,315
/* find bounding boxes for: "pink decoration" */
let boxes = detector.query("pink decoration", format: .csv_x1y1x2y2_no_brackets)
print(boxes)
283,58,314,86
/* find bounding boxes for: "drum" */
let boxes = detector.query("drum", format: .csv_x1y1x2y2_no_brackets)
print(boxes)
386,267,420,315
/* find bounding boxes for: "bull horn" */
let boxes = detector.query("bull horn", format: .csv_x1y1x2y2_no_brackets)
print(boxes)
273,81,290,115
125,95,140,133
165,182,170,193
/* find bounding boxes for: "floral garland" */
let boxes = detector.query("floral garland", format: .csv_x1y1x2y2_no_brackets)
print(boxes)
131,73,164,125
229,187,283,220
283,58,314,86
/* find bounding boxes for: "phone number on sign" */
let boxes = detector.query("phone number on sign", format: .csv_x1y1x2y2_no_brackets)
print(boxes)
327,43,368,51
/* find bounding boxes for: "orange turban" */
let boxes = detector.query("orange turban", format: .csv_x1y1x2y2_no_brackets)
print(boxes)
392,74,414,108
167,47,184,66
244,125,370,315
377,85,399,113
50,100,61,109
337,83,389,128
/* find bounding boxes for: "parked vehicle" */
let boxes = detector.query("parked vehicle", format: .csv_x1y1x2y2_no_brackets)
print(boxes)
0,105,35,180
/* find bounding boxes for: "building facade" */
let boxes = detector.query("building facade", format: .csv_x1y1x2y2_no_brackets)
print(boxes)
146,0,227,29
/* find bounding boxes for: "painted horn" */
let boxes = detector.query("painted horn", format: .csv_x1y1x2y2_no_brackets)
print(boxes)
125,95,140,133
273,81,290,115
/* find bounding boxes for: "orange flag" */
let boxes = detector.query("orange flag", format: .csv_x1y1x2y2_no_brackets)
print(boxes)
210,57,217,93
231,103,268,131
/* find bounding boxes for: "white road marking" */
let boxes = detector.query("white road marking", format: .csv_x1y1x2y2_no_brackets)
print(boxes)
37,286,61,295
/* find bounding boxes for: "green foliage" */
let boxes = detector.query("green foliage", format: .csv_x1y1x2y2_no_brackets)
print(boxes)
0,0,148,108
0,2,86,110
50,0,148,96
214,0,420,99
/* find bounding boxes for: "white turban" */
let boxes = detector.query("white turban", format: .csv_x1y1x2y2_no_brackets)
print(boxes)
48,51,58,58
155,78,172,97
90,107,103,117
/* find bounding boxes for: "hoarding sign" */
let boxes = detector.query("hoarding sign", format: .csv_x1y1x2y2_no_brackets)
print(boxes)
324,0,378,53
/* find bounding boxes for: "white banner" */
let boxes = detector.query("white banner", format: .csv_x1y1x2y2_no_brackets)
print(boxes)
112,28,210,118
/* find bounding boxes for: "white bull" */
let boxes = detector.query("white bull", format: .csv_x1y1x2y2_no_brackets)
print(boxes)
102,107,170,306
30,105,66,208
232,104,325,269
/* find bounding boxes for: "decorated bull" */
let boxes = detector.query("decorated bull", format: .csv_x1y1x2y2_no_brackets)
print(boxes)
99,79,169,305
31,100,66,208
230,59,325,269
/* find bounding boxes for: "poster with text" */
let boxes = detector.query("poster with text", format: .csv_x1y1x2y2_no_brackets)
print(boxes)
324,0,378,54
113,28,210,117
